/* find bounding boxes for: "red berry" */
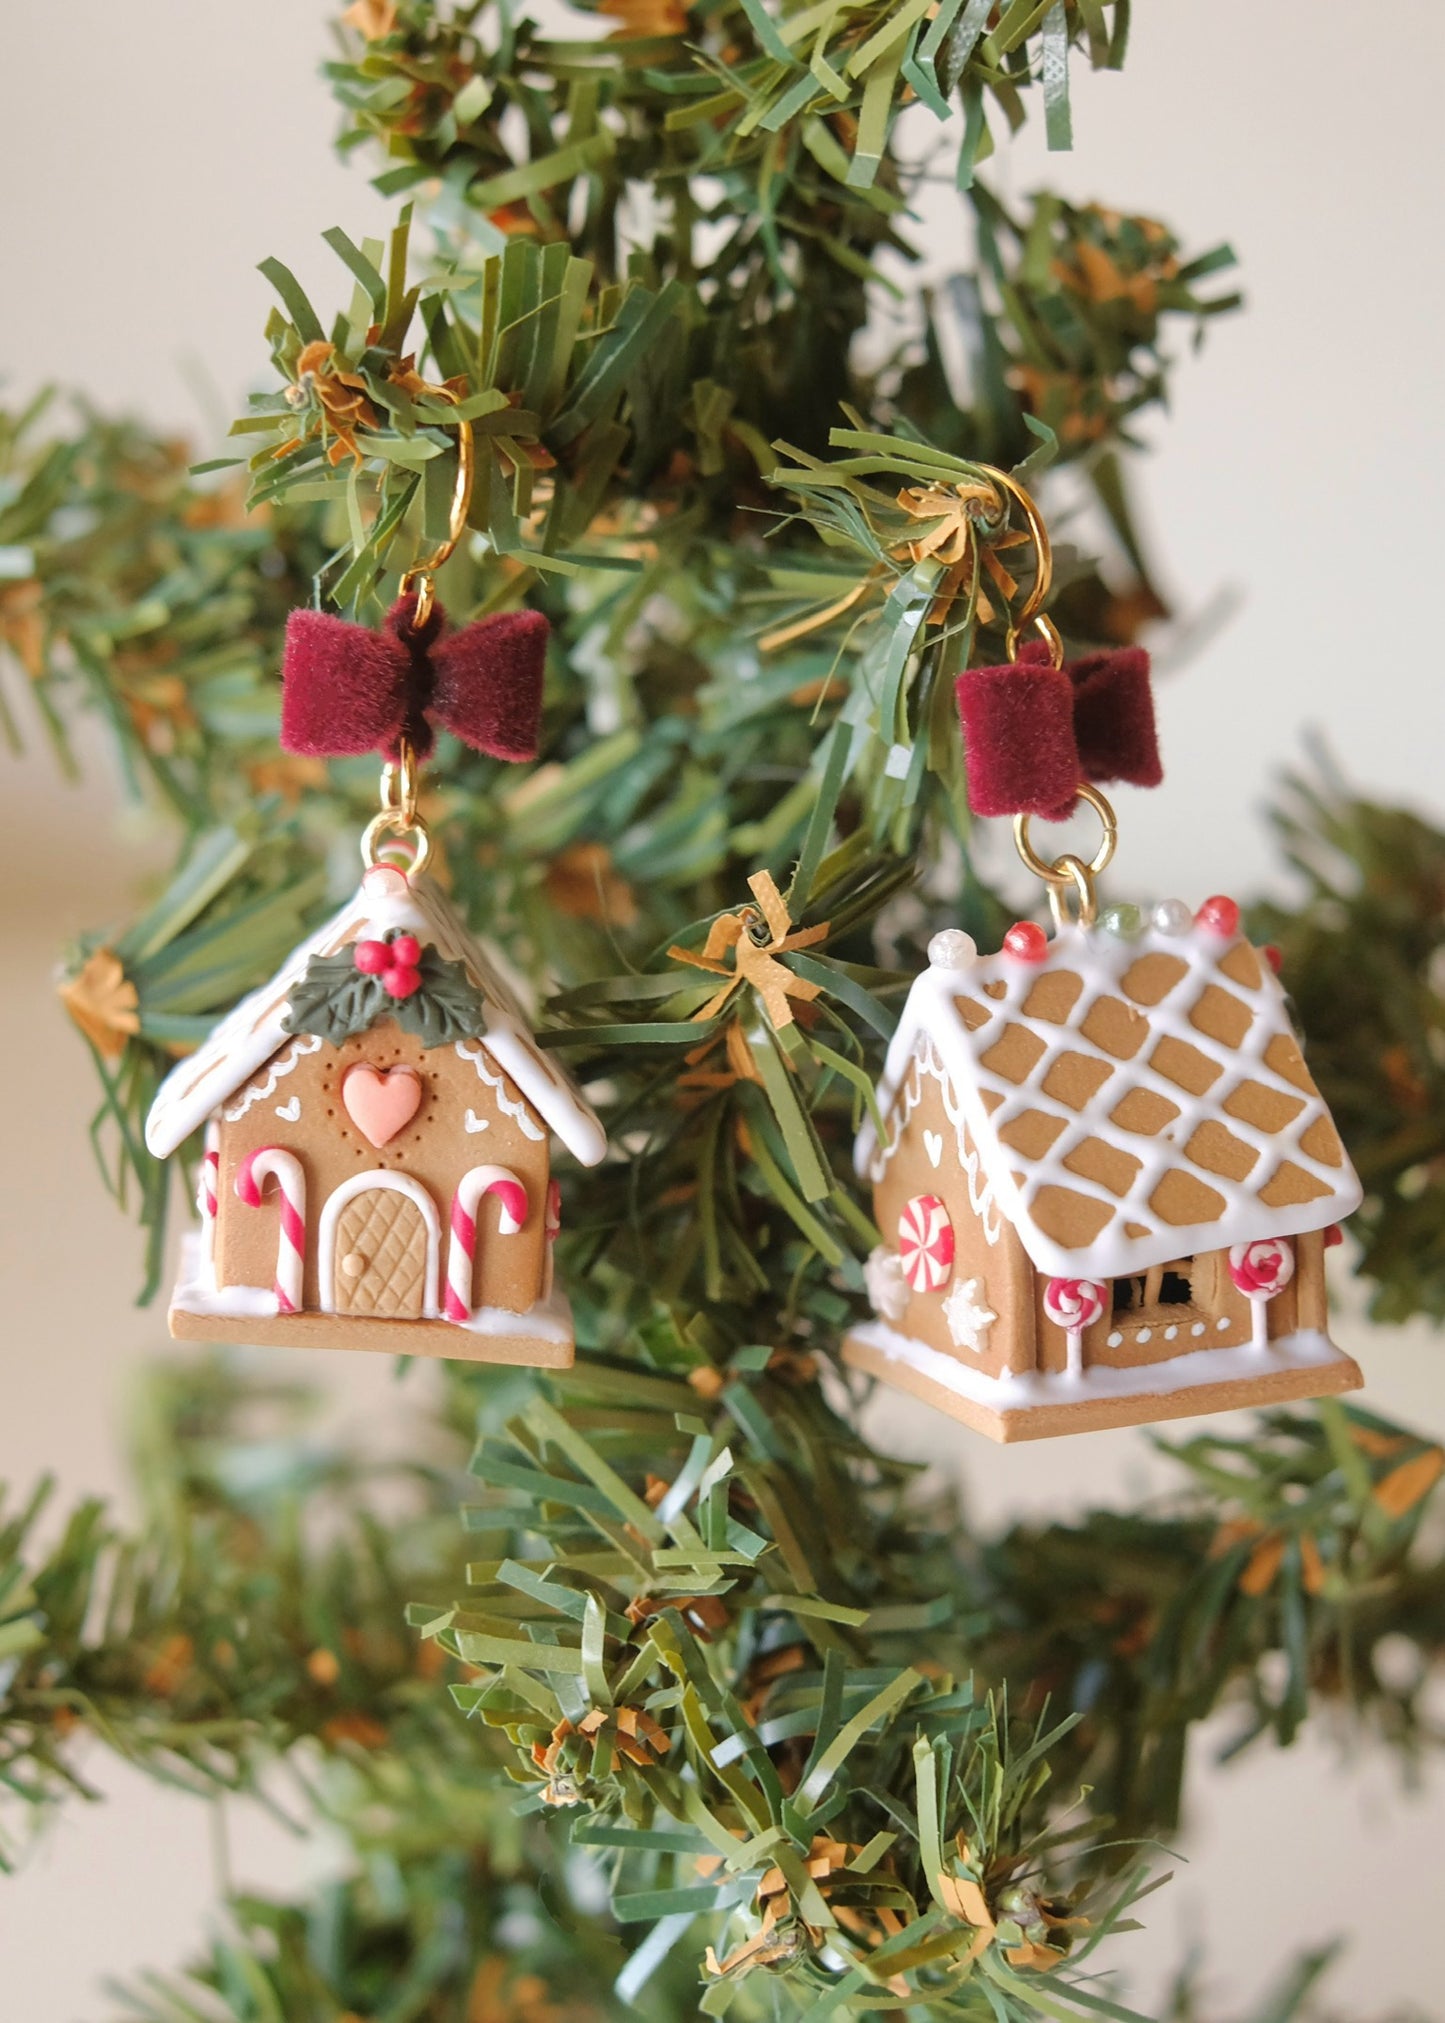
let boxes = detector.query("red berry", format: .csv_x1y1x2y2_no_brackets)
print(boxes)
383,963,422,999
1324,1223,1344,1248
1002,921,1049,963
1263,943,1283,974
354,939,390,975
1195,894,1240,937
390,933,422,967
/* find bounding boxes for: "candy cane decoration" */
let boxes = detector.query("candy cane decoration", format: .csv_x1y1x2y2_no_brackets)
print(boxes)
236,1146,306,1314
1043,1277,1108,1380
445,1165,529,1323
542,1178,562,1301
197,1121,220,1267
1228,1239,1295,1350
897,1195,955,1293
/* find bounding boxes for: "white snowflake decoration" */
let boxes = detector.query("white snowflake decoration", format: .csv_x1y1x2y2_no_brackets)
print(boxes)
942,1276,997,1354
864,1245,910,1322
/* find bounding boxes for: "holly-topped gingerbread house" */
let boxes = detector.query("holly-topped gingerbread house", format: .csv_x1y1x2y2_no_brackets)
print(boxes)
845,903,1363,1440
146,863,607,1365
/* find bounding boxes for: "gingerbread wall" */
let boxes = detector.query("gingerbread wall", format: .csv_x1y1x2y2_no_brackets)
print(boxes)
871,1060,1036,1378
212,1017,552,1315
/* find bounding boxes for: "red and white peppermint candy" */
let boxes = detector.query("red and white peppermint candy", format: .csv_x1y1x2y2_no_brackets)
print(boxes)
1043,1277,1108,1332
897,1194,955,1292
1227,1239,1294,1299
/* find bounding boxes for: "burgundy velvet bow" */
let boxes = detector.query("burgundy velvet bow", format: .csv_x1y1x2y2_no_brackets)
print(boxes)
280,593,548,764
955,639,1161,822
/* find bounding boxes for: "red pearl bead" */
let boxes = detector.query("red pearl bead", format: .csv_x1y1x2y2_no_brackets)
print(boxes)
1195,894,1240,937
1263,943,1283,974
1002,921,1049,963
354,938,390,975
383,964,422,999
390,933,422,967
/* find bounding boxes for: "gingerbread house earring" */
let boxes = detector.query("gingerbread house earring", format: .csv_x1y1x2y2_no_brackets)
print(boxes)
144,394,607,1366
843,467,1362,1441
146,851,606,1366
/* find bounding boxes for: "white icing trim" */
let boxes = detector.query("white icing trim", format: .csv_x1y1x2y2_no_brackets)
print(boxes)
222,1034,322,1120
868,1033,1000,1245
317,1171,441,1318
454,1040,546,1143
856,920,1361,1279
145,867,607,1168
850,1317,1352,1413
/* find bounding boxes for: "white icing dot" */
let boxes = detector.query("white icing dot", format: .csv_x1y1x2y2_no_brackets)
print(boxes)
1136,1328,1152,1343
928,929,977,971
1216,1316,1230,1329
1191,1322,1206,1336
1106,1330,1122,1347
1151,898,1193,936
1164,1325,1178,1340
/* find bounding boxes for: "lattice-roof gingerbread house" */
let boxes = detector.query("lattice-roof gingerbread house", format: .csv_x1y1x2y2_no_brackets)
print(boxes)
845,907,1363,1440
146,863,607,1366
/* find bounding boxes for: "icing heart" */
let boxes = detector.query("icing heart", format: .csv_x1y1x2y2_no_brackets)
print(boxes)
924,1129,943,1167
342,1063,422,1147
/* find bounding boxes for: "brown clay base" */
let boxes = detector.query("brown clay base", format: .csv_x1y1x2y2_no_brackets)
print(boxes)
842,1325,1362,1443
169,1304,574,1368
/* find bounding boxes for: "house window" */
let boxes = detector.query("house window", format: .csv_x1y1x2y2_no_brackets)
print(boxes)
1113,1258,1197,1322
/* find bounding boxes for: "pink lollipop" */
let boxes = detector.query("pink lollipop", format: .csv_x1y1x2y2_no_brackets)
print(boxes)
1228,1239,1295,1349
1044,1276,1108,1379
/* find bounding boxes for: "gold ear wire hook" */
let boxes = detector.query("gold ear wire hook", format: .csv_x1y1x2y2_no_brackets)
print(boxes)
972,464,1062,669
397,384,476,632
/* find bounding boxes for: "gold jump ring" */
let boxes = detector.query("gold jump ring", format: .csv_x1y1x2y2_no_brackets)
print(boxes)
1013,784,1117,928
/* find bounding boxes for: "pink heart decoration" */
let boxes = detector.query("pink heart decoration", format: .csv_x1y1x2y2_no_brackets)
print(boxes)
342,1063,423,1148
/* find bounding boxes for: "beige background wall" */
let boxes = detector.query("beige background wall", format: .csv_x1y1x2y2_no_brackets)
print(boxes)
1,2,1442,2016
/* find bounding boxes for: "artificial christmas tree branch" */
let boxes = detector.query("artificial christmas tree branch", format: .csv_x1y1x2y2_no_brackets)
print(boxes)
3,1355,1442,2013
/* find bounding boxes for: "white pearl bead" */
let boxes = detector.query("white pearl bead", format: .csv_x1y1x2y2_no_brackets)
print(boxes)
1151,899,1193,936
928,929,977,970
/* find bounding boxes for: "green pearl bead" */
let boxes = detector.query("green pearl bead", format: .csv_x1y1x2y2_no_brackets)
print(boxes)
1099,903,1143,939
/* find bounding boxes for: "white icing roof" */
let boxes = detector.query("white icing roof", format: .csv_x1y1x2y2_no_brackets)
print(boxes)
145,865,608,1168
857,916,1361,1280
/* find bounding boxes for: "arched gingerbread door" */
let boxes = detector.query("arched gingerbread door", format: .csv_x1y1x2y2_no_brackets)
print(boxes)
321,1173,439,1320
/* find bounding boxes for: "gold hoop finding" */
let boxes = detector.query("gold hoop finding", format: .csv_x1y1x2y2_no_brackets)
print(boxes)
397,386,476,631
1013,784,1118,930
361,808,432,877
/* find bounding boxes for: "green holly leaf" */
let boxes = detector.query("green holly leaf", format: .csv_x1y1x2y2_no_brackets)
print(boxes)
392,948,487,1047
280,940,485,1049
282,949,385,1044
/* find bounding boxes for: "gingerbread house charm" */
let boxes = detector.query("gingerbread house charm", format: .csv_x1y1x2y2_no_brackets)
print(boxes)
145,863,607,1366
845,907,1363,1441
